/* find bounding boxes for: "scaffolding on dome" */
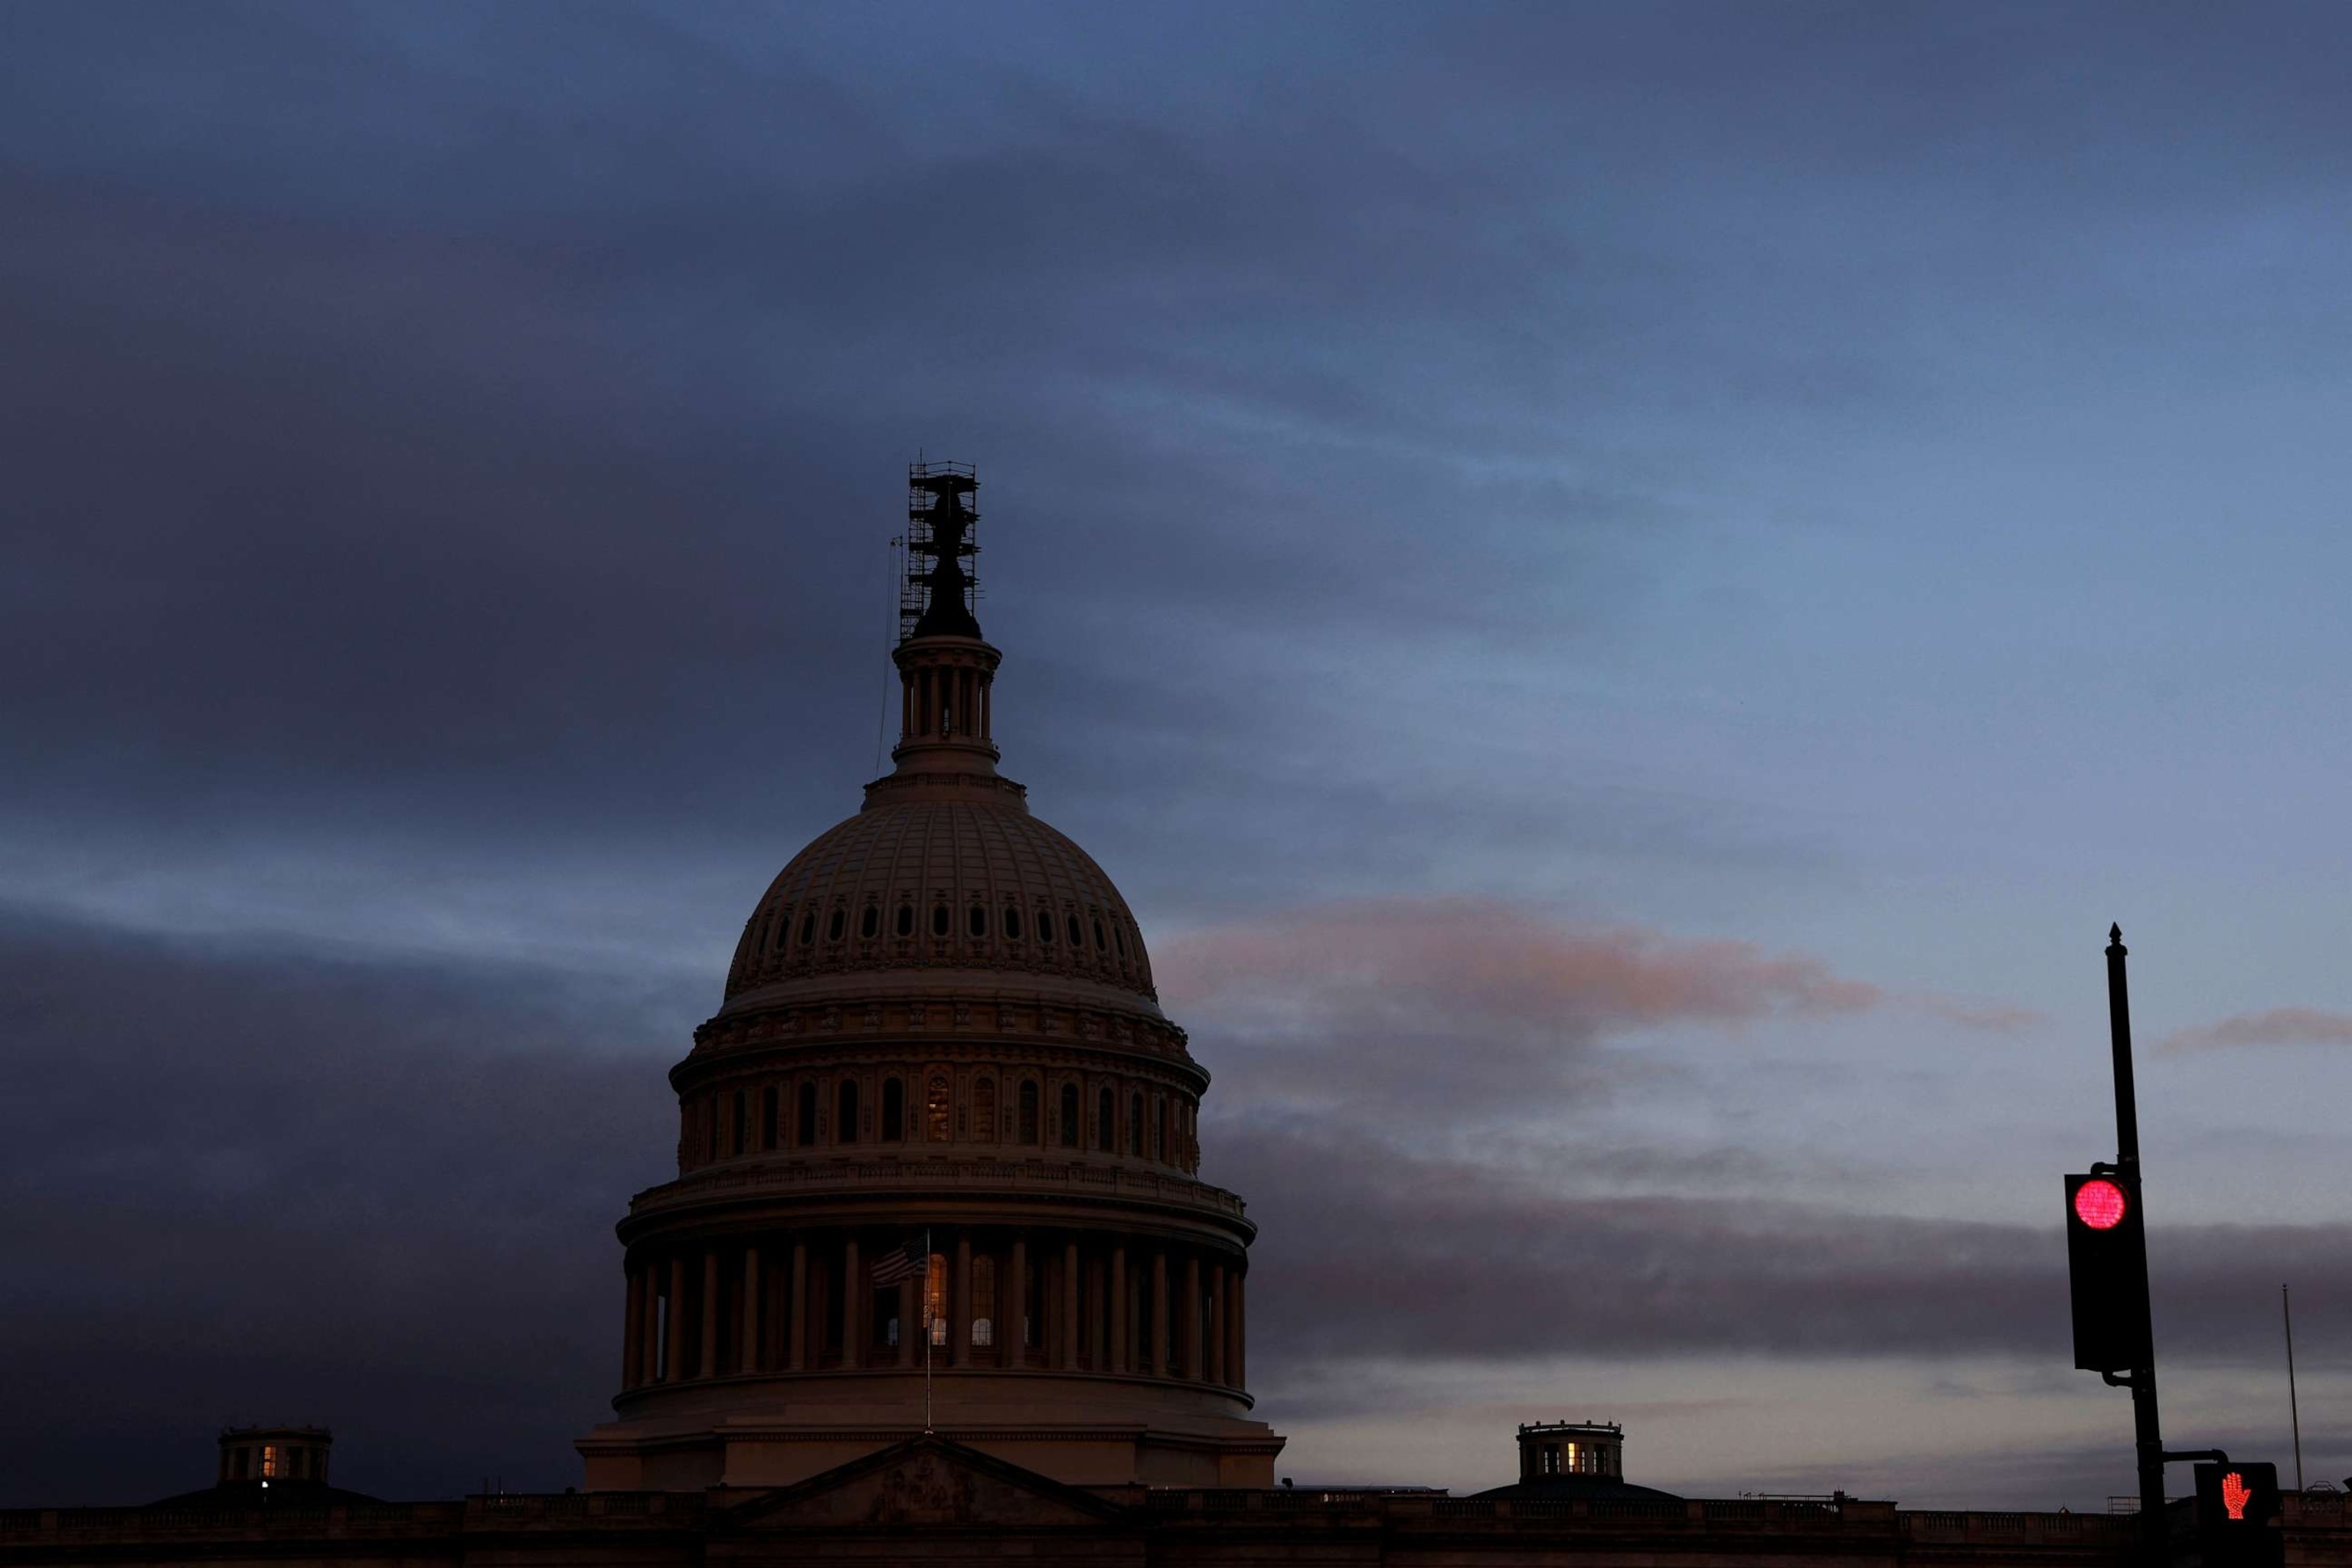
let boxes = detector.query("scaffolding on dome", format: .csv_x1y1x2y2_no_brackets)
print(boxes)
901,459,980,644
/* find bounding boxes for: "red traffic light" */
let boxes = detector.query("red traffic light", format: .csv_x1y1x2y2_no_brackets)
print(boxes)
2073,1178,2128,1230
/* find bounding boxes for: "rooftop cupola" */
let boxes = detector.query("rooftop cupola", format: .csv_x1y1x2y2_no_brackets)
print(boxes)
880,462,1007,790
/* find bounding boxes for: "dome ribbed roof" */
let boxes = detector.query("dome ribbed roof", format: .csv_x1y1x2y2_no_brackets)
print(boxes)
721,794,1157,1008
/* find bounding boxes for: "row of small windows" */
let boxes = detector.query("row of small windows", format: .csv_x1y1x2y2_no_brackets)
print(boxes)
753,900,1131,960
692,1073,1196,1168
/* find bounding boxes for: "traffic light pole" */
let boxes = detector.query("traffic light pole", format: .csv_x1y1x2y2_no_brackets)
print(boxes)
2105,925,2167,1567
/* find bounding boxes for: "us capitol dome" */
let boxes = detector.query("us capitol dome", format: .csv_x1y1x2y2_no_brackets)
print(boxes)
577,464,1283,1490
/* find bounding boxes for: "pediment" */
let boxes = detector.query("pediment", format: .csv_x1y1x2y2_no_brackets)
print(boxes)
726,1437,1125,1530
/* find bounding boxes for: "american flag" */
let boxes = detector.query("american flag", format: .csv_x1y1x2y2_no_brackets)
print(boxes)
870,1239,927,1287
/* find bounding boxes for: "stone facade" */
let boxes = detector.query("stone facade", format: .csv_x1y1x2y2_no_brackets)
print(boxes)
15,1436,2352,1568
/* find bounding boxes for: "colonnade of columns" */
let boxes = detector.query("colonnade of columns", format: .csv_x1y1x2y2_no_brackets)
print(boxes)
619,1226,1246,1396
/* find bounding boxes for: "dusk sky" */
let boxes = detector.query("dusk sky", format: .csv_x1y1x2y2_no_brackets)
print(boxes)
7,0,2352,1510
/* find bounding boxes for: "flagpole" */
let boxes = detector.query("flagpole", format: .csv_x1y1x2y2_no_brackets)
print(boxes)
923,1227,934,1434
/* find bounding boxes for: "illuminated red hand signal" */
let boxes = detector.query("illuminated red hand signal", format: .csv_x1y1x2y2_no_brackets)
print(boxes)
2073,1178,2128,1230
2222,1471,2252,1521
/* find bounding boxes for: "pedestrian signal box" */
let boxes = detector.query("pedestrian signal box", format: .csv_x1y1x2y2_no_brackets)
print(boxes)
2063,1171,2151,1373
2193,1462,2282,1568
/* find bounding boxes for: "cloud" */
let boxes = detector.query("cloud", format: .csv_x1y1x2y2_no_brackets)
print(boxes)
0,906,682,1505
1212,1110,2352,1369
1158,897,2025,1110
2161,1008,2352,1054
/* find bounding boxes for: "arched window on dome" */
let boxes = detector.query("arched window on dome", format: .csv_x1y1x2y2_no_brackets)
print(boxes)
1093,917,1107,952
1037,908,1054,945
880,1077,903,1142
773,909,791,952
971,1077,997,1143
1114,920,1129,958
799,912,816,946
837,1079,860,1145
897,903,914,937
1068,914,1085,947
1096,1086,1115,1152
827,908,846,942
968,905,987,939
861,904,879,939
1018,1080,1039,1145
932,903,950,937
1154,1095,1167,1161
1003,906,1022,940
926,1076,950,1142
1126,1092,1143,1156
796,1081,818,1147
1059,1083,1080,1148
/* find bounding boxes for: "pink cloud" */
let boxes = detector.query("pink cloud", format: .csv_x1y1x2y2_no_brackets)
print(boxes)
1162,897,1929,1034
2159,1007,2352,1054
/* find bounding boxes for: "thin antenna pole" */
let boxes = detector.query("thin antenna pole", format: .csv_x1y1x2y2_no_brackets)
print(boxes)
2285,1283,2305,1491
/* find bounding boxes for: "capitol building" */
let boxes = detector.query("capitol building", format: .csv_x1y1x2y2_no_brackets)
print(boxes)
7,466,2344,1567
579,462,1281,1490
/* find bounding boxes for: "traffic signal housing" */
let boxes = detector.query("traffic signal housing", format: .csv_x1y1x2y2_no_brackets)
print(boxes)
2063,1171,2152,1373
2194,1462,2283,1568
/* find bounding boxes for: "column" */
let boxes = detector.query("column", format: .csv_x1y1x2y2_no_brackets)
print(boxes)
622,1266,646,1388
740,1247,762,1374
1183,1253,1202,1380
1008,1237,1027,1370
1231,1270,1245,1387
842,1236,861,1370
789,1241,808,1372
1086,1255,1106,1372
1150,1252,1168,1377
952,1233,973,1367
1110,1246,1128,1374
640,1263,663,1387
1061,1240,1080,1369
699,1251,721,1378
1209,1262,1227,1385
665,1256,688,1384
898,1277,916,1367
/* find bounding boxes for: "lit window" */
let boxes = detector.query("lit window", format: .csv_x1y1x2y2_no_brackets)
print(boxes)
972,1077,997,1143
926,1078,951,1142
